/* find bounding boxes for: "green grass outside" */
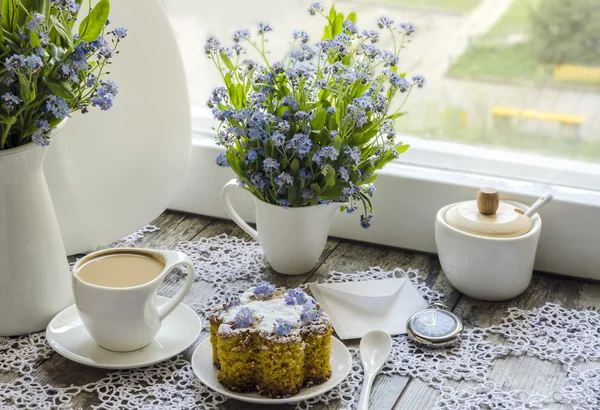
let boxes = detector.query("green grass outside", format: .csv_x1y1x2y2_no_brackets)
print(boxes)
385,0,481,13
448,43,554,82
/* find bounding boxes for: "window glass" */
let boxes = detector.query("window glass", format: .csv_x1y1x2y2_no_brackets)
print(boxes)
163,0,600,164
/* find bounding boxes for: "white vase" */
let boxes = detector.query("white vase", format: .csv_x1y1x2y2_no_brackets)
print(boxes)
43,0,191,255
0,142,73,336
222,179,341,275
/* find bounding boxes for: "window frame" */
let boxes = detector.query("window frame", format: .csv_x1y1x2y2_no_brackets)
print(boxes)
169,112,600,281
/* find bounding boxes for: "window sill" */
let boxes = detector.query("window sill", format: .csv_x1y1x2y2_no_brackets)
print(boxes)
169,133,600,280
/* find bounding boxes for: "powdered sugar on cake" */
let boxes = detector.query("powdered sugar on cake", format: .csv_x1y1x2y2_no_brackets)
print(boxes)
223,290,305,332
213,286,330,338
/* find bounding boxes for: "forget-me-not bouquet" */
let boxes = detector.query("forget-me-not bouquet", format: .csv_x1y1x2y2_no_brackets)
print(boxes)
207,2,424,228
0,0,126,150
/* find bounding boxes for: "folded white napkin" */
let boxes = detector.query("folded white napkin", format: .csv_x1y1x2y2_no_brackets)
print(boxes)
309,278,428,340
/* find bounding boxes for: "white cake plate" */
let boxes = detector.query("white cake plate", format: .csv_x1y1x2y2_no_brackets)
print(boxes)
191,336,352,404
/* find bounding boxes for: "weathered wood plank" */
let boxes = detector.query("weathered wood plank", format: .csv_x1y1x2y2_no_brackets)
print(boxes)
393,273,600,409
135,210,213,249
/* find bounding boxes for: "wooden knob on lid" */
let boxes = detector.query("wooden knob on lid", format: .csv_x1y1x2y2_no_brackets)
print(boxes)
477,188,499,216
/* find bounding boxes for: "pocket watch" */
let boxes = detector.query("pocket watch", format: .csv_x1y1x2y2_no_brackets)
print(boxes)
406,302,463,347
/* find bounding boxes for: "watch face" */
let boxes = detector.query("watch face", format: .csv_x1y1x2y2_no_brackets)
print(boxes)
410,309,459,339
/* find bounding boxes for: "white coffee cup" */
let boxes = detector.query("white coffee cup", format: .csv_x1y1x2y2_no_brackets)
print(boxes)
72,248,195,352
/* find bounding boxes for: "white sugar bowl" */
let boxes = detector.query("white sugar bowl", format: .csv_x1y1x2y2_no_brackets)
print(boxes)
435,189,549,301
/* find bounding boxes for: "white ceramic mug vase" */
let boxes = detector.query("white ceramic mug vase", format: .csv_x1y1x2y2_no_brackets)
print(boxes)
72,249,195,352
0,143,73,336
222,179,341,275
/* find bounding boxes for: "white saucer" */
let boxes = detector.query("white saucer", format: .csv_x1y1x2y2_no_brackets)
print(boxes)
192,336,352,404
46,296,201,369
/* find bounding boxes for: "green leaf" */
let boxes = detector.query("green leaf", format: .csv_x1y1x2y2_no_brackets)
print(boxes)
220,52,235,70
399,72,407,78
387,112,406,120
332,135,342,150
236,83,245,107
391,66,398,73
2,116,16,126
290,158,300,174
29,31,41,48
333,13,344,37
18,74,32,103
226,150,244,177
2,0,16,31
78,0,110,42
319,88,332,101
311,109,326,131
395,143,410,155
310,183,321,198
50,15,73,47
347,12,357,23
224,72,233,88
42,77,75,99
320,186,344,200
325,167,335,188
47,43,66,61
362,174,378,185
224,72,239,106
265,139,275,157
328,6,337,24
356,129,378,145
323,25,332,40
229,87,239,107
20,0,48,14
287,186,300,207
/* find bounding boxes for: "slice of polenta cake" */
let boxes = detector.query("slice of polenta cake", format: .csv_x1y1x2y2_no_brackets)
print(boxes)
209,282,332,398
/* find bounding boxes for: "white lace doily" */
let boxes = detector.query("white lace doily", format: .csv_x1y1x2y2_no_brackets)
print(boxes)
1,229,599,410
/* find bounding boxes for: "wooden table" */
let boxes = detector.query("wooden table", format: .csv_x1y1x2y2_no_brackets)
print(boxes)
3,210,600,409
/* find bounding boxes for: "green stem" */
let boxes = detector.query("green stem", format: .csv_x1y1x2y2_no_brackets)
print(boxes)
0,124,10,150
394,84,415,114
389,28,397,55
243,39,271,71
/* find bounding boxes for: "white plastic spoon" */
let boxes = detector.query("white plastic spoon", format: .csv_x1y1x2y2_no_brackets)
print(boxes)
524,193,553,218
357,330,393,410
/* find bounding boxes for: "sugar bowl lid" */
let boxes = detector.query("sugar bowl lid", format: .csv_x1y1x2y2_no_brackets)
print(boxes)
445,188,533,238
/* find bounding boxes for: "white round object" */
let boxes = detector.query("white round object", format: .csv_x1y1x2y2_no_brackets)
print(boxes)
192,336,352,404
44,0,191,255
46,297,201,369
435,201,542,302
445,200,533,238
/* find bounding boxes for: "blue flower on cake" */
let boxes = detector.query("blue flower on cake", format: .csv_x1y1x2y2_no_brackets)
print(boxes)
253,281,275,297
233,307,253,328
275,318,293,336
301,301,323,322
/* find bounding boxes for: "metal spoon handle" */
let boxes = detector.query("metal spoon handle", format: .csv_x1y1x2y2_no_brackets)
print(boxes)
357,373,374,410
524,193,553,218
